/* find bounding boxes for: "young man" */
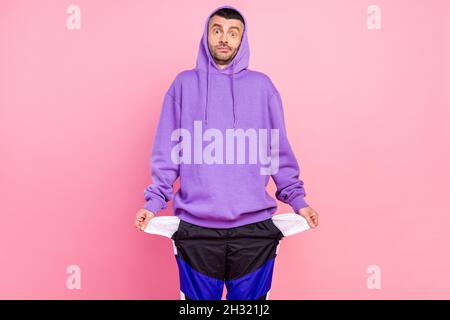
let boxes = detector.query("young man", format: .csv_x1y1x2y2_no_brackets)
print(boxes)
135,5,319,300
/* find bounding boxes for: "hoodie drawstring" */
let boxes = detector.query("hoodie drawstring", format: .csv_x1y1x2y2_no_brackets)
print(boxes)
231,60,236,128
205,56,211,127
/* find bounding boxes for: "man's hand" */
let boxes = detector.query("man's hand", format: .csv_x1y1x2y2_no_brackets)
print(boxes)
135,208,156,232
297,206,319,228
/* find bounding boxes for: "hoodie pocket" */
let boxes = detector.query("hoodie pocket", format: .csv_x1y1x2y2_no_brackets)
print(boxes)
270,213,310,238
144,216,181,240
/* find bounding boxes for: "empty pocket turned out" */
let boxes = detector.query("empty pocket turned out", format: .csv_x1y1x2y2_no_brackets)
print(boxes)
271,213,310,237
144,216,181,239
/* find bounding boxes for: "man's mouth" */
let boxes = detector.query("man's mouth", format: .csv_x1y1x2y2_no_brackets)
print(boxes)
218,47,230,52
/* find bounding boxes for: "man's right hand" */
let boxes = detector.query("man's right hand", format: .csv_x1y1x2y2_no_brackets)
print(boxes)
135,208,156,232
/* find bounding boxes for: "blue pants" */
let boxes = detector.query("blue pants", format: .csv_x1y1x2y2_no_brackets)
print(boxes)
171,218,284,300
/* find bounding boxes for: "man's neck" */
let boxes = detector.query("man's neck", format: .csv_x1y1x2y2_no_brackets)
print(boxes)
213,59,229,70
216,63,227,70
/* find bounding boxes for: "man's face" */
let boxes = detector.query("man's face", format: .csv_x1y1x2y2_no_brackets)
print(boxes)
207,15,244,69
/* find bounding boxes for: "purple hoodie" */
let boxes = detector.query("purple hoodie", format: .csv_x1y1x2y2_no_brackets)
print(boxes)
143,5,309,228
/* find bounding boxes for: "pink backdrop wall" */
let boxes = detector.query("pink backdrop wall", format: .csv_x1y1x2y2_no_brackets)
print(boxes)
1,0,449,299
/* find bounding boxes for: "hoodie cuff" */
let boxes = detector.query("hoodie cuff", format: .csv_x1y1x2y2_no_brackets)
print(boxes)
143,200,163,215
291,196,309,214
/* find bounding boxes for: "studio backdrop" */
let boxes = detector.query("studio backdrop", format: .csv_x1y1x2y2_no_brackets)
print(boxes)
1,0,449,299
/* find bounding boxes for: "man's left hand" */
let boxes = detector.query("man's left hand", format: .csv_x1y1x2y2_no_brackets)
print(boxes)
297,206,319,229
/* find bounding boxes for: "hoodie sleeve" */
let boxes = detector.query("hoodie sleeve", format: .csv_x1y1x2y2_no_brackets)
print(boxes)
268,89,309,213
143,85,181,214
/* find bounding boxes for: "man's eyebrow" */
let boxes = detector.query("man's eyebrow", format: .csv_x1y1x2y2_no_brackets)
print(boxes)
228,26,242,32
210,23,242,32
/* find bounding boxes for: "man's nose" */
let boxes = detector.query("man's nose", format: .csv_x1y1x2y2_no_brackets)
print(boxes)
219,34,229,44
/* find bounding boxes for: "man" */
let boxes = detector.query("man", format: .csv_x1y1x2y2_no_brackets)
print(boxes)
135,5,319,300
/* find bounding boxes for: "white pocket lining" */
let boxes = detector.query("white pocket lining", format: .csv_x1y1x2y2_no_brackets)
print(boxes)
271,212,310,237
144,216,181,239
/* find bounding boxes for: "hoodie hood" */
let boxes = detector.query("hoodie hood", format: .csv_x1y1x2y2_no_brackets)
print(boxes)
195,5,250,128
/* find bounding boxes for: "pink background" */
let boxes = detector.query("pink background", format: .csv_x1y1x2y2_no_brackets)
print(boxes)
1,0,449,299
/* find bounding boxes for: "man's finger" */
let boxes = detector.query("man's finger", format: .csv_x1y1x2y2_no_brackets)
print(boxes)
304,213,315,228
136,219,142,229
311,214,319,227
135,213,146,228
314,214,319,226
135,217,141,228
141,216,151,231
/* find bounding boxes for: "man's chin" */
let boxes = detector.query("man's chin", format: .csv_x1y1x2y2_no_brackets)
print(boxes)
213,55,234,65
